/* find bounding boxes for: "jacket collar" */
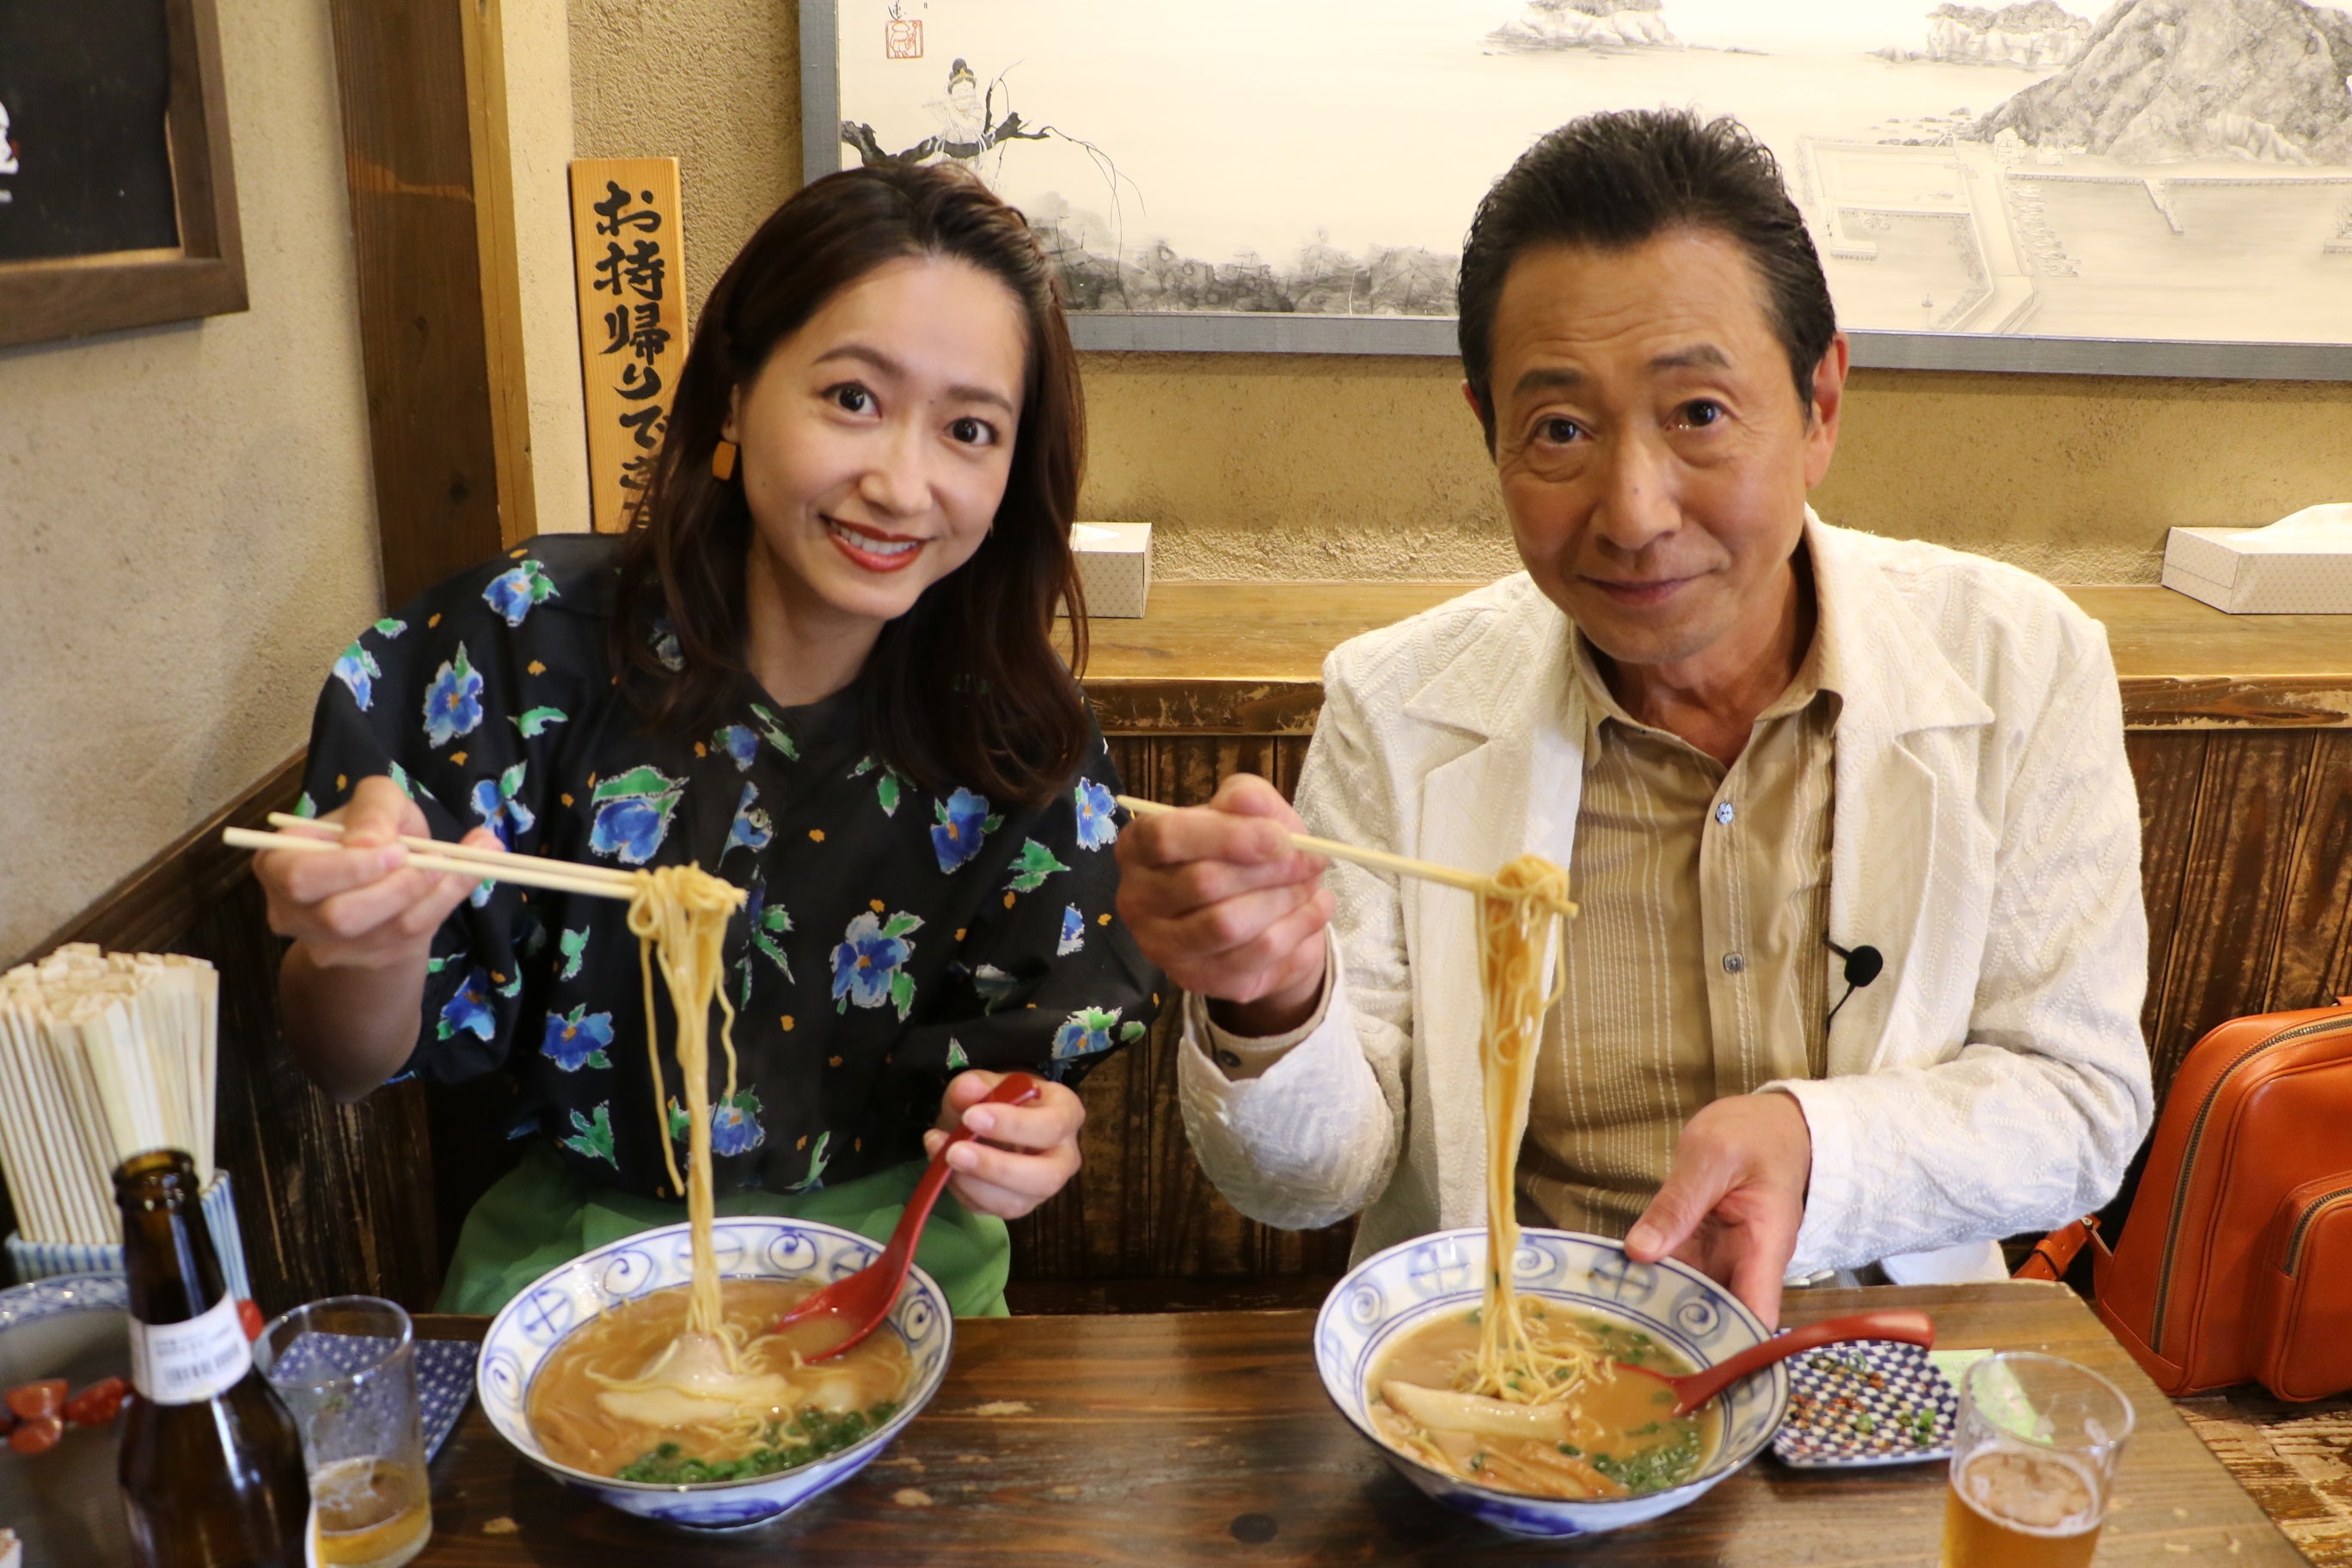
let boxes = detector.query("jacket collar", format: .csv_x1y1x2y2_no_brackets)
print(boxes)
1398,512,1992,747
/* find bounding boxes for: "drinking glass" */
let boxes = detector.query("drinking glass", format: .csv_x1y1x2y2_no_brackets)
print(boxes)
254,1295,433,1568
1941,1351,2135,1568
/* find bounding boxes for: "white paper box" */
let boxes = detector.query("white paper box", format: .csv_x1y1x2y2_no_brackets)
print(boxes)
2163,505,2352,615
1071,521,1152,618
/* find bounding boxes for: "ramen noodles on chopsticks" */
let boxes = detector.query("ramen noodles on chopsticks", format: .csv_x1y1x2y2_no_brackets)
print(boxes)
524,864,914,1485
1364,855,1720,1500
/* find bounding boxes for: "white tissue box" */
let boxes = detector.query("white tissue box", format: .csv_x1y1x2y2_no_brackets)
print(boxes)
2163,505,2352,614
1071,521,1152,618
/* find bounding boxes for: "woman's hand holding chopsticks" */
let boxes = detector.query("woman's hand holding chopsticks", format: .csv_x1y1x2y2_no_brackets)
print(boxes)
256,776,500,1101
1113,775,1337,1041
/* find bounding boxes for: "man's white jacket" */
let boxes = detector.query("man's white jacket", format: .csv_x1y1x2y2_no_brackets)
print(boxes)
1176,516,2154,1284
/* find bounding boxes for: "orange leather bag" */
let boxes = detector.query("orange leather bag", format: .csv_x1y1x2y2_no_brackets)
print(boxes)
2023,999,2352,1400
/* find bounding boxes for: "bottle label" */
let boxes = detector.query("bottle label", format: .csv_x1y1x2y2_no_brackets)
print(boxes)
129,1293,253,1404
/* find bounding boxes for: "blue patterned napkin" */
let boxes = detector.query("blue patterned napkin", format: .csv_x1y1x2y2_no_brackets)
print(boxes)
267,1332,476,1461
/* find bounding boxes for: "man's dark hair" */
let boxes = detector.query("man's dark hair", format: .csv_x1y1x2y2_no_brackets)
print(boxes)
1456,108,1836,449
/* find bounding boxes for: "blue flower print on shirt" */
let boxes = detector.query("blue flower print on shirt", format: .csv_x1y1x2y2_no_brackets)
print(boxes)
588,764,686,864
725,781,774,858
541,1005,614,1071
668,1091,766,1156
1058,904,1086,957
422,645,485,748
483,557,558,626
711,1093,766,1155
436,968,496,1042
1073,778,1121,850
1052,1006,1148,1062
831,908,923,1020
469,761,536,849
714,725,758,772
931,788,1003,874
650,619,684,671
333,640,383,712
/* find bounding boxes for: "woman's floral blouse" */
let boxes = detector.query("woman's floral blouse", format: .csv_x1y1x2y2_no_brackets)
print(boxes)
299,535,1161,1200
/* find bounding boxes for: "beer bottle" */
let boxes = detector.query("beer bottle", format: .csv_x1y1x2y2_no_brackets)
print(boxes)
115,1148,310,1567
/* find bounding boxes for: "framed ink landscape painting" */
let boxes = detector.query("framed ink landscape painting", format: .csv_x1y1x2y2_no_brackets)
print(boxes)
801,0,2352,377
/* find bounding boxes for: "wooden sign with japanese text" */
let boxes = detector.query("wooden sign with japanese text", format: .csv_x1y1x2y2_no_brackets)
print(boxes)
568,157,684,533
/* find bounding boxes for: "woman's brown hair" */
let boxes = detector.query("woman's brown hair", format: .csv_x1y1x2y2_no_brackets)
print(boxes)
609,162,1090,806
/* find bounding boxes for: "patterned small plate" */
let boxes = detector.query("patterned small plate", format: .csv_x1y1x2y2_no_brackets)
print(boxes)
1773,1339,1962,1467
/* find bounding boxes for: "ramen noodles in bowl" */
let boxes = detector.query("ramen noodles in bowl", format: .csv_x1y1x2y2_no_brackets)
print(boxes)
476,1217,951,1532
1314,1227,1789,1540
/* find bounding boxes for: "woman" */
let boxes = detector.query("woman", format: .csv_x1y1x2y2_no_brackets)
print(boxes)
260,163,1160,1316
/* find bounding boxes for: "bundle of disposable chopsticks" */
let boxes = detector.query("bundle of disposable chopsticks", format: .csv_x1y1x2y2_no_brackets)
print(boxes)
0,946,218,1246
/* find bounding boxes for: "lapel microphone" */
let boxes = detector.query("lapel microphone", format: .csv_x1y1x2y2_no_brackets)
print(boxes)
1823,937,1884,1027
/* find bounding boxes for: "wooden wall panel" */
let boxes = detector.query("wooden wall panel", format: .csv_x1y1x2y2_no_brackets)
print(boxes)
203,876,443,1314
2129,731,2352,1102
2,758,443,1312
325,0,506,606
1007,734,1356,1284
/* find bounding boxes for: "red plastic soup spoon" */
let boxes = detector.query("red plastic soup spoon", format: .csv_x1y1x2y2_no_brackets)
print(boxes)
774,1071,1043,1359
1616,1308,1935,1418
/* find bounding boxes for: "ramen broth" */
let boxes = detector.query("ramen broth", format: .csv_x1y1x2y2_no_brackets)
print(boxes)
528,1278,913,1482
1368,1305,1718,1498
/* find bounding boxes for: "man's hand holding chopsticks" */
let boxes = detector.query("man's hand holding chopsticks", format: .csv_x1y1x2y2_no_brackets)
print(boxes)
1114,774,1334,1040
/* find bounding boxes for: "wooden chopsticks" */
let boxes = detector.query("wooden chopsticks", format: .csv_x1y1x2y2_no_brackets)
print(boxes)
1115,796,1577,914
222,816,713,905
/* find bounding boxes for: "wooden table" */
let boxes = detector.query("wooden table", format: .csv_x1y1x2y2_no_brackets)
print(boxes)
411,1282,2301,1565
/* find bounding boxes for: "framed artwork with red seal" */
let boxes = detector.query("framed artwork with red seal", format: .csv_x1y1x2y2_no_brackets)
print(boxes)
798,0,2352,380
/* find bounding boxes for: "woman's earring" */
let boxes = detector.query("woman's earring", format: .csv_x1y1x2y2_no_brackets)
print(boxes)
711,439,738,482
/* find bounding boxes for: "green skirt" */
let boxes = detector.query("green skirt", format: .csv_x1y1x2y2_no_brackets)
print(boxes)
436,1142,1012,1320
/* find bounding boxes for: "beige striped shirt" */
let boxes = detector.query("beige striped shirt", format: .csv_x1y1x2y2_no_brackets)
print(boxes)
1516,616,1843,1240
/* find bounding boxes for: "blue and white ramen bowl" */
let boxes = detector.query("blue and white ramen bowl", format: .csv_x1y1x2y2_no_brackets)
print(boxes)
478,1216,952,1532
1315,1226,1788,1540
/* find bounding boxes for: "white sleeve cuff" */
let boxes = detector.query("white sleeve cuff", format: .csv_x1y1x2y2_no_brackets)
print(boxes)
1191,929,1339,1082
1767,1077,1860,1277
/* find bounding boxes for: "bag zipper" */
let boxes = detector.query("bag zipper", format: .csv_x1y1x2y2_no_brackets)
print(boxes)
2284,1185,2352,1277
2148,1014,2352,1349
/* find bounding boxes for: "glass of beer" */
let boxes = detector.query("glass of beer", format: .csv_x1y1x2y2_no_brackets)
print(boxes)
1941,1351,2135,1568
254,1295,433,1568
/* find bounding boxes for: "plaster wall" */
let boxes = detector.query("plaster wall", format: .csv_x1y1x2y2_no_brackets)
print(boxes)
0,3,381,963
568,4,2352,585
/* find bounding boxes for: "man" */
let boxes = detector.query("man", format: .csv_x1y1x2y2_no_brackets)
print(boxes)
1113,109,2153,1326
